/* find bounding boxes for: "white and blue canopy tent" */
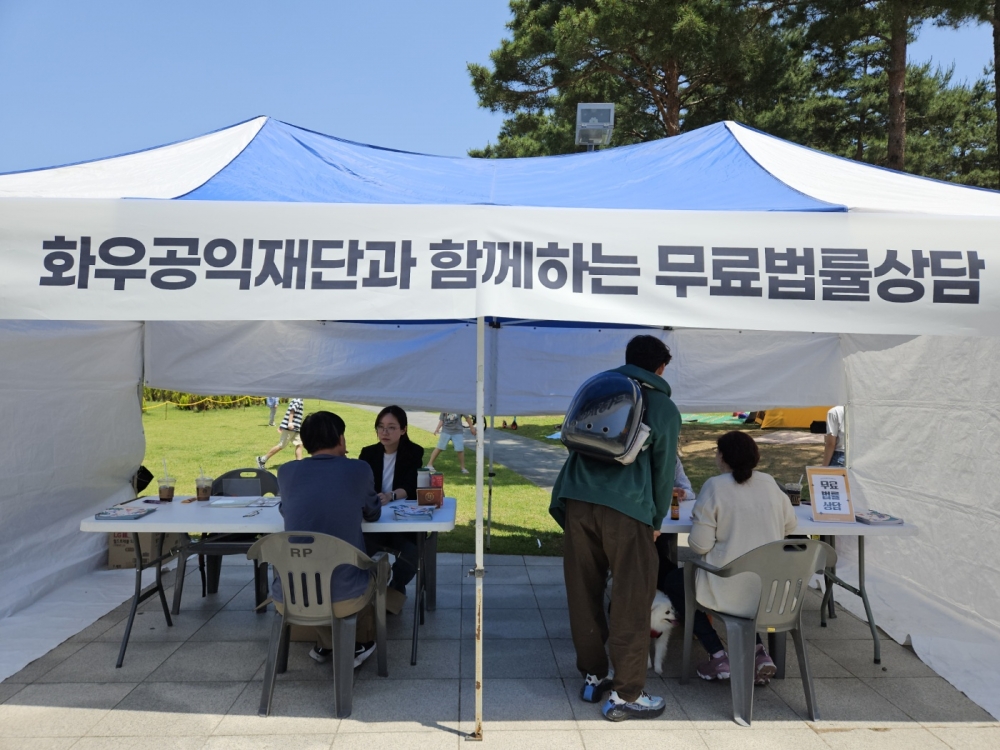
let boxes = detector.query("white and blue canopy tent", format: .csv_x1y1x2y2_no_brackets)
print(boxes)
2,117,1000,725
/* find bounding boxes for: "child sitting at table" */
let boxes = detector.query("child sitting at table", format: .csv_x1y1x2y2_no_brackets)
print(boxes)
660,430,797,684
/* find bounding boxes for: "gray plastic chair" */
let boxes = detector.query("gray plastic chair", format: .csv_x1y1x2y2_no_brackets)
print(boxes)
171,468,279,615
247,532,390,718
680,539,836,727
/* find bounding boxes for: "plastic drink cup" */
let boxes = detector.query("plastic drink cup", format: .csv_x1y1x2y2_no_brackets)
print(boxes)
417,470,430,489
158,476,176,502
196,476,213,501
783,483,801,506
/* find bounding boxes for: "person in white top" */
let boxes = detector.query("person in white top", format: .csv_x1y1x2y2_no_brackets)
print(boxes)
823,405,846,467
660,431,797,684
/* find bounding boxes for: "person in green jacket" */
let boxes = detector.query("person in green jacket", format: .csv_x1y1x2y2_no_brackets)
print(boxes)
550,335,681,722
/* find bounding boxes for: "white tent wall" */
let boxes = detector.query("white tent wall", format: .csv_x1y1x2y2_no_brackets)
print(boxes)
0,321,144,619
144,321,846,414
834,333,1000,717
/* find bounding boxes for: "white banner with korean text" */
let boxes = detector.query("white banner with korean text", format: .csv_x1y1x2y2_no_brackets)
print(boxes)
1,198,998,336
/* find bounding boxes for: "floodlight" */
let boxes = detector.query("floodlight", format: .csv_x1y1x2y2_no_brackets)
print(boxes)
575,103,615,147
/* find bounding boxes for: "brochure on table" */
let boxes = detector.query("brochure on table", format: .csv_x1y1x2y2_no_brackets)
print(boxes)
805,466,855,523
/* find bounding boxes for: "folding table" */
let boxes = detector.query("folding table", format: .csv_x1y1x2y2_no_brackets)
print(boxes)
80,496,456,667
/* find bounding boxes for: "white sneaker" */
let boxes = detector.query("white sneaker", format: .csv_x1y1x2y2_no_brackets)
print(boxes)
461,468,469,474
353,641,376,668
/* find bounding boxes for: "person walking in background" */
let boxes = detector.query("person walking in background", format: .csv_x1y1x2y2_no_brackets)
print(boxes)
426,413,476,474
550,335,681,722
257,397,304,468
823,405,846,467
265,396,279,427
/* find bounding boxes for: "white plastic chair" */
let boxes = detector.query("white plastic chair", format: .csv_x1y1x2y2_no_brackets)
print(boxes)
680,539,836,726
248,532,390,718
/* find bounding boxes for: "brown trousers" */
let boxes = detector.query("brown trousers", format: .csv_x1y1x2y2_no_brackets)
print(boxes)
563,498,658,702
276,575,376,647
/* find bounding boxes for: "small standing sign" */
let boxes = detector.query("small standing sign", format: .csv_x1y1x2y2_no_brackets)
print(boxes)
806,466,855,523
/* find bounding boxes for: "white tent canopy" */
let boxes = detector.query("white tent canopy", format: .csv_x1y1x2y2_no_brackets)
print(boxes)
2,118,999,720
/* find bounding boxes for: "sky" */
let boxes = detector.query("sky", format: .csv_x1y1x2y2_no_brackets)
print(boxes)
0,1,994,173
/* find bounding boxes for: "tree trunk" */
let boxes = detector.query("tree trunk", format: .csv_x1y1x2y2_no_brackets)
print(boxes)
886,1,908,171
664,58,681,137
994,5,999,189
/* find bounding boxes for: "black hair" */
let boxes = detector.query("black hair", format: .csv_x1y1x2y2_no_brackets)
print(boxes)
300,411,343,454
625,335,672,373
375,405,412,445
717,431,759,484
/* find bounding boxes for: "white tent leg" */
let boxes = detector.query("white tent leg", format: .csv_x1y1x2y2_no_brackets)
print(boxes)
486,414,495,550
472,316,485,740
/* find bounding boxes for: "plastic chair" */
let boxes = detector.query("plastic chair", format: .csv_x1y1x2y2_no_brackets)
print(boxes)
248,532,390,718
680,539,836,726
171,468,278,615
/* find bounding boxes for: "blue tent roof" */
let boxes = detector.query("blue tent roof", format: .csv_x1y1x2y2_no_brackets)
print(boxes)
181,118,841,212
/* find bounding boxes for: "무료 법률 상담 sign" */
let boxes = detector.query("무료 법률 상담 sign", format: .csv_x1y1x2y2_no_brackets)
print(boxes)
806,466,855,523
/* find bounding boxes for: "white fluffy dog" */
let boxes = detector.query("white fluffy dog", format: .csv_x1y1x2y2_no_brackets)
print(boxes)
648,590,679,675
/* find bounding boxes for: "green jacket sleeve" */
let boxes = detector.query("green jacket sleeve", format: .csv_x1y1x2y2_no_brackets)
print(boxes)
649,395,681,529
549,459,569,529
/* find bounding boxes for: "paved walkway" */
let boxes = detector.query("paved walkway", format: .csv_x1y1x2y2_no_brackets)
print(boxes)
2,555,996,749
349,405,568,492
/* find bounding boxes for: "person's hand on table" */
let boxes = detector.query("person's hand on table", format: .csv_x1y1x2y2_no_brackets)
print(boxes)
379,492,394,506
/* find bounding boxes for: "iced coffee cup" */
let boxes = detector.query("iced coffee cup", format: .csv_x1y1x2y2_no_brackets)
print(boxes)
158,476,176,502
783,483,801,506
196,476,213,501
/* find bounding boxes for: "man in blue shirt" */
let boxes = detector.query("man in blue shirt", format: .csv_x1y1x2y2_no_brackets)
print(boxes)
274,410,386,667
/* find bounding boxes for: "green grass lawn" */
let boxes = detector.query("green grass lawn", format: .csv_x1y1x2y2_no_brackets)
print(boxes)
142,400,563,556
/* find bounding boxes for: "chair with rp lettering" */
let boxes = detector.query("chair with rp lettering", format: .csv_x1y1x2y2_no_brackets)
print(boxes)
248,531,389,718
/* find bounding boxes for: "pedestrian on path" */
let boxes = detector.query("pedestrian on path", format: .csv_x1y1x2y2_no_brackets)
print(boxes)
265,396,279,426
426,413,476,474
258,397,304,468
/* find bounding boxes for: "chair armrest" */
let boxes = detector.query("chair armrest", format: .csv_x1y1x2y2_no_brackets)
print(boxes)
685,558,727,576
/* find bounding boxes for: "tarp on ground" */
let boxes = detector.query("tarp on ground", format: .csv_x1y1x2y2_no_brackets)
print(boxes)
760,407,832,429
1,118,1000,716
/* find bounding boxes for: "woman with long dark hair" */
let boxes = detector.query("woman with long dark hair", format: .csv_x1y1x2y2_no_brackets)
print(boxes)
660,430,796,685
359,405,426,612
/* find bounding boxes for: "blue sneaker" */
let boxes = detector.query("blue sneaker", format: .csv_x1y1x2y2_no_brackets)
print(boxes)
580,673,613,703
601,690,666,722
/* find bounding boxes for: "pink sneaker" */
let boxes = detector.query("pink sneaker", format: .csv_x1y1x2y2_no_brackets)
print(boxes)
696,652,731,680
755,643,776,685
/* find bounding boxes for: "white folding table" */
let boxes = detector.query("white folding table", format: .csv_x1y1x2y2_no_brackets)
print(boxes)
660,501,917,666
81,496,457,667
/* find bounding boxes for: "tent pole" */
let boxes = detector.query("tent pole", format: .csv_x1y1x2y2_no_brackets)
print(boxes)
486,414,495,550
471,316,485,740
485,320,499,550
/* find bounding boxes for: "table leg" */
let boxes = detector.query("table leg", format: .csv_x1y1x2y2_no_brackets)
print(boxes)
411,532,424,666
857,537,881,664
824,535,837,620
116,533,145,669
425,532,438,612
116,533,174,669
171,535,190,616
153,534,174,626
768,632,787,679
